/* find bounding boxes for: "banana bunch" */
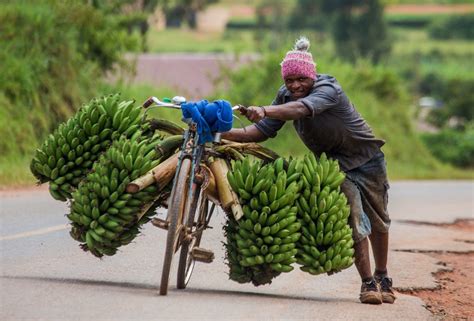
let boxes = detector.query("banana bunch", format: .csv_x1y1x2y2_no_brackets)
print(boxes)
67,133,180,257
30,93,144,201
224,157,303,285
224,218,280,285
295,153,355,275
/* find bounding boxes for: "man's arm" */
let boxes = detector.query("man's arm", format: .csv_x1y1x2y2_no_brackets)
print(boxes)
244,101,310,123
264,101,310,120
221,125,268,142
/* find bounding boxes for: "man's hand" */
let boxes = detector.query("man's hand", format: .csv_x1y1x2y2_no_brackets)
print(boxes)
240,106,265,123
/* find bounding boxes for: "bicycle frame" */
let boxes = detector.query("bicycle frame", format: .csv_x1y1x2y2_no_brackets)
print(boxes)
144,99,205,216
144,96,238,294
175,127,207,238
144,97,220,245
142,95,240,219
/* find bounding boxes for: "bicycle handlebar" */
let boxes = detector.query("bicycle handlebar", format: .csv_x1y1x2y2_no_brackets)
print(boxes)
142,97,154,108
142,96,249,132
143,96,246,113
143,97,182,109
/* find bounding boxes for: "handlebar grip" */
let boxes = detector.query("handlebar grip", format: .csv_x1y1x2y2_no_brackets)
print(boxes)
143,97,154,108
239,105,248,115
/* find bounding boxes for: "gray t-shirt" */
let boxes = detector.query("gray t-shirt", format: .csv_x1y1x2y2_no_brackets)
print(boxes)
255,74,385,171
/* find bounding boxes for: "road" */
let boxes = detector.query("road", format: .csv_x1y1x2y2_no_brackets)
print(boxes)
1,181,473,321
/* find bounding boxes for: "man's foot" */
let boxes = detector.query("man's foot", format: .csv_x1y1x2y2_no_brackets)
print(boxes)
375,275,397,304
359,278,382,304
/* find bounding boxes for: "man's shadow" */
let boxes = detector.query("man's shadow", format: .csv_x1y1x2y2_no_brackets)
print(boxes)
2,275,355,303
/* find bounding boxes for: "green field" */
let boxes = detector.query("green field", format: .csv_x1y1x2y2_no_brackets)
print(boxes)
2,2,473,187
391,28,474,59
147,29,257,53
385,0,474,3
123,22,474,182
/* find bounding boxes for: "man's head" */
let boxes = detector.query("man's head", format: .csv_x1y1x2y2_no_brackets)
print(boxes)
283,76,315,100
280,37,316,99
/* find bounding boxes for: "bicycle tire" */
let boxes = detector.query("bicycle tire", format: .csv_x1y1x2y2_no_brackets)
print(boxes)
176,194,208,289
159,157,191,296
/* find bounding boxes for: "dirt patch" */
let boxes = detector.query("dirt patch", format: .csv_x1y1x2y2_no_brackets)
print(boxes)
398,218,474,232
398,220,474,321
400,252,474,321
227,4,255,18
0,184,47,196
445,219,474,232
386,4,474,14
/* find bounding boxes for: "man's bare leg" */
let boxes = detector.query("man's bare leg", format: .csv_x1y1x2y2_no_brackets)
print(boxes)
354,237,372,280
370,230,396,303
354,237,382,304
369,230,388,273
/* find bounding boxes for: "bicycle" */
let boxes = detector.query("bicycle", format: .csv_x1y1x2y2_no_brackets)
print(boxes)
127,97,279,295
139,96,242,296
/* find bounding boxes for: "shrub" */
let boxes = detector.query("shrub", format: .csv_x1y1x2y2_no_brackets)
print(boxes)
418,73,474,127
421,124,474,168
0,1,137,156
429,14,474,40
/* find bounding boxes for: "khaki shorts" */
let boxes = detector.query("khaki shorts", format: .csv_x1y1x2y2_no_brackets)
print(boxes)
340,152,391,243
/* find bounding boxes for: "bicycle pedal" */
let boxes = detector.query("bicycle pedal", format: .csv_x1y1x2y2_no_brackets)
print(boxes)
191,247,214,263
151,218,169,230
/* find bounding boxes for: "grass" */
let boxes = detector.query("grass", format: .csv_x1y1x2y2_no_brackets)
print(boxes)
232,117,473,180
146,28,335,60
2,79,471,189
385,0,474,4
391,27,474,57
146,24,473,60
0,155,37,188
389,162,474,179
146,29,257,53
102,82,185,123
138,26,474,181
3,20,473,187
264,130,474,180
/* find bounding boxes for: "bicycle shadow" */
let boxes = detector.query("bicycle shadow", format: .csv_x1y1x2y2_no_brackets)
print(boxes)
173,287,355,303
1,275,156,293
2,275,355,303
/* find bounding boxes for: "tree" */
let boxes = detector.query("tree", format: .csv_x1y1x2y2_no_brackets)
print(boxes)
0,0,139,155
86,0,160,51
289,0,391,63
426,78,474,128
287,0,322,30
159,0,219,29
255,0,287,51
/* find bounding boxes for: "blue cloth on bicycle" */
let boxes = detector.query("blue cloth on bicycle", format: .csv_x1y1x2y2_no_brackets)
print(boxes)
205,100,233,133
181,99,233,144
181,100,211,144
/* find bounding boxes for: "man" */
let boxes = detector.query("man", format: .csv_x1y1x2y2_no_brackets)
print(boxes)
221,37,396,305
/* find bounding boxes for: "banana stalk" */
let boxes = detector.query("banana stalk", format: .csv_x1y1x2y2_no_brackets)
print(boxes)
127,153,179,193
199,164,219,203
209,157,243,220
155,135,184,159
148,118,184,135
216,146,245,161
217,141,280,162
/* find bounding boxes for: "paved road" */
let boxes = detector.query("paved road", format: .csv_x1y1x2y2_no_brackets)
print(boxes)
1,181,473,321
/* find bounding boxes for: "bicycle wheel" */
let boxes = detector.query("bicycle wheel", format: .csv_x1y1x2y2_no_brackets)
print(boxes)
159,157,191,296
176,192,208,289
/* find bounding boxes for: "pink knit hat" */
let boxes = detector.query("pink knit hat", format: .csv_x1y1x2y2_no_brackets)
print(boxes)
280,36,317,80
